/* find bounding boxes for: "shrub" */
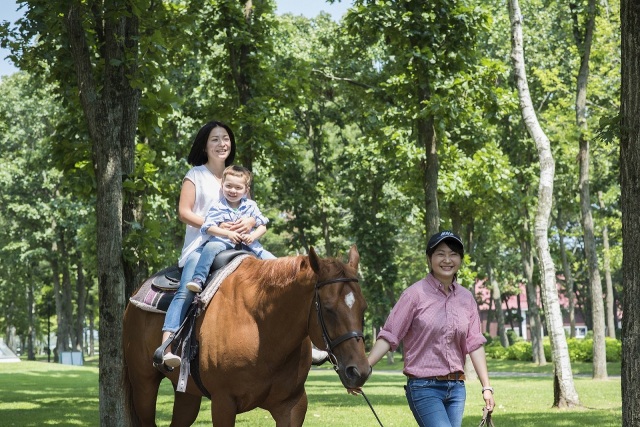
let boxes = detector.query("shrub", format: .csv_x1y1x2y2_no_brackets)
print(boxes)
543,338,552,361
605,337,621,362
567,338,591,362
506,330,522,345
506,340,532,361
484,341,508,360
483,332,493,345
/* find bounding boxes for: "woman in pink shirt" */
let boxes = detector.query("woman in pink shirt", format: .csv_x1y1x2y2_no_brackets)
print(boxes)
354,231,495,427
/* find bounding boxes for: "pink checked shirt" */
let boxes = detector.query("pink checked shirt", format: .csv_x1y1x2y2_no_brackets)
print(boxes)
377,273,486,378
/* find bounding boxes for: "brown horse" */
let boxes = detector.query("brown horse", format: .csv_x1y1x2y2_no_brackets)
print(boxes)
122,245,370,426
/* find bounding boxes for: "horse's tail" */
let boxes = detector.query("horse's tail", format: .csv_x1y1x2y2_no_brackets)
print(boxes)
122,361,141,427
122,306,142,427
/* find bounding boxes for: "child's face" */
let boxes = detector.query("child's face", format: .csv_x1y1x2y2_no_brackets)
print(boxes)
222,174,248,204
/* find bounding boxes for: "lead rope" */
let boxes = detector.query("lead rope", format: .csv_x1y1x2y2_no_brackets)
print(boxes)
360,390,384,427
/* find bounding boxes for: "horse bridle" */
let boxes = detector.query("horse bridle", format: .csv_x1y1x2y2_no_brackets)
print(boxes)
314,277,365,366
314,277,385,427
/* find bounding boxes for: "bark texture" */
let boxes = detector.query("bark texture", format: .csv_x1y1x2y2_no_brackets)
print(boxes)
621,0,640,424
65,2,141,424
571,0,607,380
508,0,580,407
521,209,546,364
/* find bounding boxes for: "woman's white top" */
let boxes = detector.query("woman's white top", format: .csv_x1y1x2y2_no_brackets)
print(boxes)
178,165,223,267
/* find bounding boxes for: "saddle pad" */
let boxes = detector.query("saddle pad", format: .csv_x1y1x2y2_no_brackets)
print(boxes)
129,254,252,314
199,254,251,309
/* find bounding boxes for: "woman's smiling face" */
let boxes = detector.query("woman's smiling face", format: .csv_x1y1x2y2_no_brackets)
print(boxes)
205,126,231,162
427,241,462,284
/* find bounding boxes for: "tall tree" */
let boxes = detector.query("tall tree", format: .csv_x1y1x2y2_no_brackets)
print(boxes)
345,0,490,237
508,0,581,407
570,0,608,379
65,2,138,423
620,0,640,424
598,191,617,338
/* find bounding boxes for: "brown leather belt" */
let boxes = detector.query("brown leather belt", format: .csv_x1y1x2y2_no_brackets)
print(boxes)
408,372,465,381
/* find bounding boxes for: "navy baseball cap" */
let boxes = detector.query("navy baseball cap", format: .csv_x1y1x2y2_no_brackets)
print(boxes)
427,231,464,252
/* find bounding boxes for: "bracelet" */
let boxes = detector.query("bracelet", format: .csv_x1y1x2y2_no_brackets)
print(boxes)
482,386,494,394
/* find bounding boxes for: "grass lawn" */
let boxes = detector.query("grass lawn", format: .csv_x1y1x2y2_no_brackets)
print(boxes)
0,358,621,426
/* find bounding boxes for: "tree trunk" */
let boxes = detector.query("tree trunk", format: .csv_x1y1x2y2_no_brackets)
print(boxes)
227,0,259,171
557,212,577,338
51,239,68,360
27,282,36,360
420,115,440,237
74,254,86,352
508,0,580,407
488,264,508,347
620,0,640,424
60,230,75,354
571,0,607,380
520,210,546,364
65,2,141,424
88,295,96,358
598,192,617,338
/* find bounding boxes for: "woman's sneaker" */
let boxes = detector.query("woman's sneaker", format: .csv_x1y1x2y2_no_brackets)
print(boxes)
186,278,204,293
163,352,182,368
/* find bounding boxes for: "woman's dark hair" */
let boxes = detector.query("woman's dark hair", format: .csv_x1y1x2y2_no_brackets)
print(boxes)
426,238,464,259
187,121,236,166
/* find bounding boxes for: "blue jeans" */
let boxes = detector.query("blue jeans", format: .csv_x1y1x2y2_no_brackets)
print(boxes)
191,240,231,283
191,240,276,282
162,240,275,333
405,378,466,427
162,251,200,333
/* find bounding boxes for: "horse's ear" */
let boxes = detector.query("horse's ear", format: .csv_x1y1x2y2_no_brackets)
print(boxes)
309,246,321,274
347,244,359,268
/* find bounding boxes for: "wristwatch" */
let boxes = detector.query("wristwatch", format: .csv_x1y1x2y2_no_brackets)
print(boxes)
481,386,494,394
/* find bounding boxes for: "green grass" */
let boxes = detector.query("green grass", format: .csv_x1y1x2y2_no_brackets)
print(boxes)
0,359,622,426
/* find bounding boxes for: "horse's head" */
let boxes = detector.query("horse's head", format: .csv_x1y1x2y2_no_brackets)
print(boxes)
308,245,371,389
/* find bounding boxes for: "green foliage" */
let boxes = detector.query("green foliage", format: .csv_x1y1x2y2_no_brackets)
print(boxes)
506,340,533,361
488,336,623,363
605,337,622,363
565,337,622,363
567,338,592,362
506,329,521,346
484,341,508,360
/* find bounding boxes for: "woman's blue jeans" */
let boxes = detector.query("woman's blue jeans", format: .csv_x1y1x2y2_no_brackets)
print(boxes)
162,251,201,333
405,378,466,427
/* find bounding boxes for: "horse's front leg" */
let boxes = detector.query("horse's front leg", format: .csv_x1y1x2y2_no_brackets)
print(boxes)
170,391,202,427
269,392,308,427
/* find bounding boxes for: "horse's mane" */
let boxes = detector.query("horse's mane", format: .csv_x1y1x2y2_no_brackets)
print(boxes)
234,254,352,293
235,255,312,290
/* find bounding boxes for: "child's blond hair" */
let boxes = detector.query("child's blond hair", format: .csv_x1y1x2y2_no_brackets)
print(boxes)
222,165,252,187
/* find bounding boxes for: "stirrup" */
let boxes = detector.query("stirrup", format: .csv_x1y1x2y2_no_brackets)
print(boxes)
153,333,175,366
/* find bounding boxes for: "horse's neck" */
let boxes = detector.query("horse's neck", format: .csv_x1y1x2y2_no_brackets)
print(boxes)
252,269,315,345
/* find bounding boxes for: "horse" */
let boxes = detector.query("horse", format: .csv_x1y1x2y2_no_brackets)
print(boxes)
122,245,370,426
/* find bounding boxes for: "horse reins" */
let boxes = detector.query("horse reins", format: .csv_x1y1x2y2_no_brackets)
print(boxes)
314,277,385,427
